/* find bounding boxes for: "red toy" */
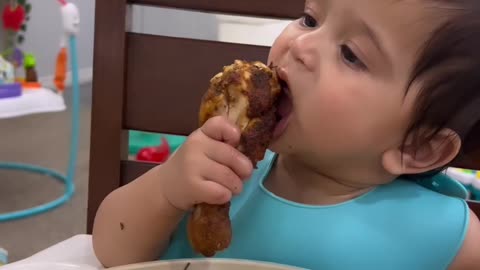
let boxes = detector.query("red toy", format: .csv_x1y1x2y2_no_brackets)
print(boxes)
2,3,25,32
136,137,170,163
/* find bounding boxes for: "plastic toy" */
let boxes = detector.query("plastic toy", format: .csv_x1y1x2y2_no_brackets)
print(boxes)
0,55,14,84
129,130,187,156
19,53,41,88
1,0,31,83
1,0,32,83
0,0,81,222
0,83,21,98
24,53,37,82
1,1,25,32
1,0,31,48
1,0,30,69
8,47,23,69
54,0,79,94
0,54,21,99
136,137,171,163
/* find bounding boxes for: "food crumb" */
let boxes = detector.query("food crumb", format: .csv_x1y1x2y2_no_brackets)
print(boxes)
184,262,191,270
120,222,125,230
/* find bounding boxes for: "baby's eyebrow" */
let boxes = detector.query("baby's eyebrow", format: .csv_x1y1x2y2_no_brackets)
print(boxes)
360,20,388,61
360,21,386,56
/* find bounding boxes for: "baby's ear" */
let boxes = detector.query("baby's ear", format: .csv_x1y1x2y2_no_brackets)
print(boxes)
382,128,461,175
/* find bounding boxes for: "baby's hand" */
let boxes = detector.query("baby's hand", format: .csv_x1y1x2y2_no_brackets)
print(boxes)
158,116,253,211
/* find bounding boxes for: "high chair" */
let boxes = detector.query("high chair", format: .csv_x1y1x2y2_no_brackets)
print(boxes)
86,0,480,233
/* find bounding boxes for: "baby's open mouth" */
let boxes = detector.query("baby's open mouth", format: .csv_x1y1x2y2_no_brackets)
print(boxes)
274,78,293,138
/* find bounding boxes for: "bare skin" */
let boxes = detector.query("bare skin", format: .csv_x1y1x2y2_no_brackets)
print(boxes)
92,166,184,267
92,117,253,267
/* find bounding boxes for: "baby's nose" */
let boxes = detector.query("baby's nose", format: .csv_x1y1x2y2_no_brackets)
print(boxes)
288,34,317,71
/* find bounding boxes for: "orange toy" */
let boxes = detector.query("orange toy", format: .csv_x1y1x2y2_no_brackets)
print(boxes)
22,82,42,89
54,47,67,93
14,79,41,89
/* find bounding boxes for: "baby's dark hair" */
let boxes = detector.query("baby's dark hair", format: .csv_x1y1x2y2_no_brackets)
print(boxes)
404,0,480,176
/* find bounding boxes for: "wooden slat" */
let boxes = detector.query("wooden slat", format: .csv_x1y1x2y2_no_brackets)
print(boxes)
120,160,157,185
87,1,129,233
452,159,480,171
452,149,480,170
468,200,480,217
128,0,304,20
470,151,480,170
124,33,271,135
452,122,480,170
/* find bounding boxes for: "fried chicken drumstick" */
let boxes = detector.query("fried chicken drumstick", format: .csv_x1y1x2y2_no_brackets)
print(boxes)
187,60,282,257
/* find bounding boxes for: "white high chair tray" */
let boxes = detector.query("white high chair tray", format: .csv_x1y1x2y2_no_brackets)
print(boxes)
110,259,303,270
0,88,66,119
2,235,102,270
3,262,97,270
1,235,303,270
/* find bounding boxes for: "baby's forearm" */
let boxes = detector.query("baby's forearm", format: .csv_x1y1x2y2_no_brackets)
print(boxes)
92,166,184,268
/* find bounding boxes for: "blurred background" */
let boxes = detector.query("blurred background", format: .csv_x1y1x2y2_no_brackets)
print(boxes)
0,0,290,262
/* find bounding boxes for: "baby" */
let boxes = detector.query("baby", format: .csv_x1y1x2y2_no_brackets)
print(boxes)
92,0,480,269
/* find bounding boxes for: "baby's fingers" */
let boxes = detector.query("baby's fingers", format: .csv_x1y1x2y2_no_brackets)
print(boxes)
197,180,233,205
205,142,253,180
201,116,241,147
201,159,243,195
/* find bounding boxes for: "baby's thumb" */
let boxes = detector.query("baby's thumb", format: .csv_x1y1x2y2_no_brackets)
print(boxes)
201,116,241,147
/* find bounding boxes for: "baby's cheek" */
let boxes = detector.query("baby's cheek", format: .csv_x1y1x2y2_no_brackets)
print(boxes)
301,93,355,138
314,89,359,126
302,90,378,150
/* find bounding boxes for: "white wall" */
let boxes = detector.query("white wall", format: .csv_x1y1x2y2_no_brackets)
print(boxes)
19,0,95,78
132,6,291,47
132,6,219,41
216,15,291,46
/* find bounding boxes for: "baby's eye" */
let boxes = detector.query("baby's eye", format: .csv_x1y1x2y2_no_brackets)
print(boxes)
301,13,318,28
340,45,366,70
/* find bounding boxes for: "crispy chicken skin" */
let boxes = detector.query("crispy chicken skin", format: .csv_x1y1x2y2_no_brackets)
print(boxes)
187,60,281,257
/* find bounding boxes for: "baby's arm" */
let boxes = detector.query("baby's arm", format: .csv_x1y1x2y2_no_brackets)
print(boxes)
92,117,252,268
92,166,184,268
448,209,480,270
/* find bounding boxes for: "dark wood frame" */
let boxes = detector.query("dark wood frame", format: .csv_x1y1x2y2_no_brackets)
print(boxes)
87,0,480,233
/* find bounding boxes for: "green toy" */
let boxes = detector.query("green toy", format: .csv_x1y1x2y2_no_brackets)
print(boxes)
23,53,37,82
24,53,36,68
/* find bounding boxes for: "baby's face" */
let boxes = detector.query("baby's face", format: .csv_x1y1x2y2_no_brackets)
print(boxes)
268,0,447,182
